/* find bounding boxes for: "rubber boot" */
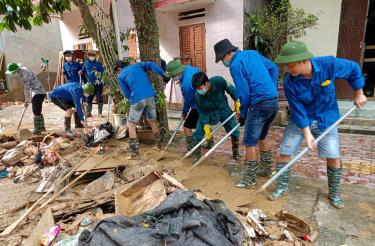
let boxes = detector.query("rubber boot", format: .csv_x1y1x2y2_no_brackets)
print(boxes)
98,103,104,118
126,138,140,159
234,160,258,188
40,114,46,131
64,117,72,132
32,115,43,134
154,132,162,149
202,138,214,149
74,112,84,128
327,166,345,209
268,162,290,200
259,150,273,177
86,103,92,118
231,136,240,160
185,136,195,153
192,139,201,164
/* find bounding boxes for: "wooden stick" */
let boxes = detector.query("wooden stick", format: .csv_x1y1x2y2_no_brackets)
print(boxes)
0,155,91,235
31,156,109,216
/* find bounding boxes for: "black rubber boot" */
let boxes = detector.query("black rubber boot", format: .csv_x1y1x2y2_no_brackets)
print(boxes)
64,117,72,132
74,112,84,128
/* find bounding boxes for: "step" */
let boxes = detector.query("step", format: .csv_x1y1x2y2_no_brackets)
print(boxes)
341,117,375,126
338,124,375,135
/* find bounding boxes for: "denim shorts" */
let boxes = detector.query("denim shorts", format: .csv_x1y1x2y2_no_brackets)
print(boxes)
243,98,278,146
128,97,157,122
279,120,340,158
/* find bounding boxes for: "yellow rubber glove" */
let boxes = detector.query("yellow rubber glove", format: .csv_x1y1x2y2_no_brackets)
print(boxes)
234,100,241,115
203,125,212,140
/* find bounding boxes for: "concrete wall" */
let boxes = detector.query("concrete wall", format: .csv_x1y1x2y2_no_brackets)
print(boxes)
290,0,342,56
115,0,136,58
1,18,63,100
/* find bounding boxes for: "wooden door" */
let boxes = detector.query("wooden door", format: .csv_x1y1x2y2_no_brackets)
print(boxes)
336,0,370,99
179,23,206,72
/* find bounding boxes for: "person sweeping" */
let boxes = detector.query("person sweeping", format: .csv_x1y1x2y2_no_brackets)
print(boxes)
5,63,47,134
191,72,241,163
269,40,367,209
166,60,203,153
50,83,94,133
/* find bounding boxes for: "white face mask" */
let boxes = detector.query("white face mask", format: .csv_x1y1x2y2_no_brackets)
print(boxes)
88,56,96,61
65,57,72,62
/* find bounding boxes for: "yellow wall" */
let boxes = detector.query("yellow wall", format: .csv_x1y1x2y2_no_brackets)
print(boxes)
290,0,342,56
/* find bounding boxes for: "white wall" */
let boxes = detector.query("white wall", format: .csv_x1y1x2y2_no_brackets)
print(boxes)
115,0,136,57
290,0,342,56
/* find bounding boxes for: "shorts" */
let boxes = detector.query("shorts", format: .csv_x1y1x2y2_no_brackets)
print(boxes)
243,98,278,146
183,108,199,129
51,96,74,111
279,120,340,159
129,97,157,123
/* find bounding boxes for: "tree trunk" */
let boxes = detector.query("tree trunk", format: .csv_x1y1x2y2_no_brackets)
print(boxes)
129,0,169,134
71,0,98,43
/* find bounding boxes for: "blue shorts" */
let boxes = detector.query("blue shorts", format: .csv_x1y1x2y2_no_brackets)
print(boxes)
128,97,157,123
279,121,340,159
243,99,278,146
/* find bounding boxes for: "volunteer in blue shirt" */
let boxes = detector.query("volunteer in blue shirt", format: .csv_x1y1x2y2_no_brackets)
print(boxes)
270,41,367,209
166,60,203,153
63,50,82,83
82,50,105,117
214,39,279,188
50,83,94,133
115,61,169,159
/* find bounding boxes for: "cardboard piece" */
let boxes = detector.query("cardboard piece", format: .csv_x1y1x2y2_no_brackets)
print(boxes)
75,155,122,173
115,172,166,217
24,207,54,246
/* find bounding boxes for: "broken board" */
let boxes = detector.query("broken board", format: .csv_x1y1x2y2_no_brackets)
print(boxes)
115,171,166,217
24,207,54,246
75,154,123,173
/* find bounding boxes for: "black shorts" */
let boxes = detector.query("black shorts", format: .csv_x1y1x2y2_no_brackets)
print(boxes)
51,96,74,111
184,108,199,129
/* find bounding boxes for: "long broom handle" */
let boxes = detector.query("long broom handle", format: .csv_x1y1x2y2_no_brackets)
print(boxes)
164,118,185,151
255,105,358,195
189,123,240,172
180,112,236,161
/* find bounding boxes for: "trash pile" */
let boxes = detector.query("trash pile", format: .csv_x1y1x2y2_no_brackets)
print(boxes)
82,122,115,147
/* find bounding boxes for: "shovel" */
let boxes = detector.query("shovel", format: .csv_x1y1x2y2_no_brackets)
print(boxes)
237,105,358,207
17,104,28,130
180,112,236,161
156,118,185,161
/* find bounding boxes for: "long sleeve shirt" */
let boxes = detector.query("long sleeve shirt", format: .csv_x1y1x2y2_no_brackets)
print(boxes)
63,62,82,83
180,65,201,116
195,76,238,125
20,67,46,103
229,50,278,118
284,56,365,130
50,83,85,121
117,62,165,104
82,60,104,84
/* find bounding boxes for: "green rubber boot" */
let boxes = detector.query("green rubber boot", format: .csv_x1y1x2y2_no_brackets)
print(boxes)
268,162,290,200
327,166,345,209
192,139,201,164
234,160,258,188
74,112,84,128
127,138,140,159
154,132,162,149
64,117,71,132
185,136,194,153
86,103,92,117
259,150,273,177
202,138,214,149
98,103,104,117
40,114,46,131
33,115,43,134
231,136,240,160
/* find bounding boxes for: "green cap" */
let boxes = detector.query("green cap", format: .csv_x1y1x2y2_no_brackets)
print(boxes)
82,83,94,95
275,41,314,64
166,60,186,77
5,63,21,75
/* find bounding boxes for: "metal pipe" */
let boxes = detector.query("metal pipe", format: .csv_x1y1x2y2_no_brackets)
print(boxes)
180,112,236,161
189,123,240,172
255,105,358,195
165,119,185,151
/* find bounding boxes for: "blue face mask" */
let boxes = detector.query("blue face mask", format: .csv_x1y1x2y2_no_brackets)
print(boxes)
197,88,208,95
173,76,180,81
223,60,231,67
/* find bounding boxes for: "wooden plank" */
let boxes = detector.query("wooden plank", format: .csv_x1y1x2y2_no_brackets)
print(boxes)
75,155,122,172
24,207,54,246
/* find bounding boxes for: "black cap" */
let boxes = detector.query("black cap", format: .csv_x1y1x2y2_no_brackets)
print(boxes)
192,72,209,89
113,60,127,71
63,50,72,55
213,39,238,63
